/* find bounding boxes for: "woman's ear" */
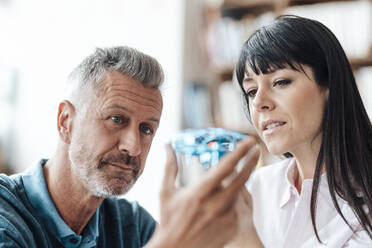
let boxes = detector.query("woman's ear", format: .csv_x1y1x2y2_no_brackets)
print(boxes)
57,100,75,144
321,87,329,101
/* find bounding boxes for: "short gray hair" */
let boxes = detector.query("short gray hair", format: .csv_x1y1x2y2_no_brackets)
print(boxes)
66,46,164,105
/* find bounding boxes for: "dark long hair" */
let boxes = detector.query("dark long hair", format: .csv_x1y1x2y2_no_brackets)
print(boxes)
236,15,372,241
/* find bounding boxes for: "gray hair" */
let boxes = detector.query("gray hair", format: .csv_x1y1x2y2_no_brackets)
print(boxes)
66,46,164,105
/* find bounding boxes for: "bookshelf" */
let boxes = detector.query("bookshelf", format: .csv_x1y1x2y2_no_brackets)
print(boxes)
215,52,372,83
215,0,372,80
222,0,358,19
350,51,372,70
204,0,372,124
182,0,372,165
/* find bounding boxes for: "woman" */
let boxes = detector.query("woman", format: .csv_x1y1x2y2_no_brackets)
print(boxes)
236,15,372,247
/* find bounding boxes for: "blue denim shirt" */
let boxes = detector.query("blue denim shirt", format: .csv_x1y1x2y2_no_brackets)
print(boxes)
22,159,99,247
0,159,156,248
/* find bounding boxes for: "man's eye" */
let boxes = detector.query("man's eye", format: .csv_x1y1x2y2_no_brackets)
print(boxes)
140,124,154,136
111,116,123,124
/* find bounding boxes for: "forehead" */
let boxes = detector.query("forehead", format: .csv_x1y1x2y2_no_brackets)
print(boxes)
95,71,163,114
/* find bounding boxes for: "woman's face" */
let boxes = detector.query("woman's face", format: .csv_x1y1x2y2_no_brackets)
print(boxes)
242,64,328,156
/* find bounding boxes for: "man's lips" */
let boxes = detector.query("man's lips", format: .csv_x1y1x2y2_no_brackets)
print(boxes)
108,163,134,171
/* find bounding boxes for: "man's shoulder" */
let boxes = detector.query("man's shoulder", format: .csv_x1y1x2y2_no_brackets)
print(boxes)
0,174,20,225
0,173,24,209
98,198,156,247
0,173,18,192
0,174,42,247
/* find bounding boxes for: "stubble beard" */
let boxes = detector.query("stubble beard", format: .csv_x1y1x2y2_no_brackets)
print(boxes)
68,142,140,198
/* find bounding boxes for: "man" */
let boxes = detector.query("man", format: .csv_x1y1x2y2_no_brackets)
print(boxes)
0,46,260,247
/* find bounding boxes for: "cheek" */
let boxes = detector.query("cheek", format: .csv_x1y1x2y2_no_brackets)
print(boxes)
289,88,326,133
139,136,155,161
80,122,118,158
140,138,153,157
249,110,261,134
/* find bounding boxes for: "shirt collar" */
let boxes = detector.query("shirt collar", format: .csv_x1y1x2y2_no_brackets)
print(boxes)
279,158,297,208
22,159,100,245
279,158,329,208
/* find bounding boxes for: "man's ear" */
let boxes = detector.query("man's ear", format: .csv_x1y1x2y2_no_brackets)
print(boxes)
57,100,75,144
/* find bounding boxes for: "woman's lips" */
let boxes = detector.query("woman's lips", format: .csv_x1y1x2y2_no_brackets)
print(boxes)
262,122,286,136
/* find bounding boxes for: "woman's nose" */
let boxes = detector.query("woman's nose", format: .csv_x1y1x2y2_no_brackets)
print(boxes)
251,89,274,112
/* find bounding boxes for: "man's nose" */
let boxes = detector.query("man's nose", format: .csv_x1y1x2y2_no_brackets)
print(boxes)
118,126,141,157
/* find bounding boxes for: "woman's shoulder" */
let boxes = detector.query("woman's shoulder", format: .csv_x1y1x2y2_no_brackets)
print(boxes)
249,158,292,183
246,157,293,198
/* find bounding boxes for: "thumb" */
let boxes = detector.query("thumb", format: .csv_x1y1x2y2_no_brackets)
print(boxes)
161,143,178,196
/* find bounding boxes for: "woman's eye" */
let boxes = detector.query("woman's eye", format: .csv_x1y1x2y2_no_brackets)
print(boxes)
274,79,291,87
246,89,257,98
111,116,123,124
140,124,154,136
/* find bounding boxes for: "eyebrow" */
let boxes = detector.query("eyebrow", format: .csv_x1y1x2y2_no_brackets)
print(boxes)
244,67,285,83
106,104,160,124
243,76,254,82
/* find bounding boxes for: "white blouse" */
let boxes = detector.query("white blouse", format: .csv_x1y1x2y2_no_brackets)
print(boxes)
246,158,371,247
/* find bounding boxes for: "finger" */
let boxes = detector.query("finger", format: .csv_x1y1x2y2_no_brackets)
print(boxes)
193,137,257,197
161,143,178,195
234,191,247,215
201,145,259,220
186,203,238,243
217,144,259,205
240,187,252,205
203,144,259,214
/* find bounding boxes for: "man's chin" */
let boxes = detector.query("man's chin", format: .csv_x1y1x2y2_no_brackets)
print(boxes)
91,179,135,198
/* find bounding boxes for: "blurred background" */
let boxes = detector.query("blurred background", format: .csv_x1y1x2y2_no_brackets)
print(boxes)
1,0,372,220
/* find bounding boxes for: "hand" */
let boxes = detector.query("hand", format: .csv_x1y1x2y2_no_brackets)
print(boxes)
145,137,260,248
224,189,264,248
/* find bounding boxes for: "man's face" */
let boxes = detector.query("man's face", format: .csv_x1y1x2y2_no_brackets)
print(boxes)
68,71,163,197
